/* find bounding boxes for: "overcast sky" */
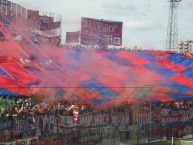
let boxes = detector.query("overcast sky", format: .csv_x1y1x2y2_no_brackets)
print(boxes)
13,0,193,49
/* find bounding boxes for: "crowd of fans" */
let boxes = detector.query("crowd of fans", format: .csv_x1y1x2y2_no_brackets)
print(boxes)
1,95,193,141
0,96,94,119
1,95,193,119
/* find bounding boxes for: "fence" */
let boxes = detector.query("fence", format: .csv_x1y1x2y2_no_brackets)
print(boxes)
0,101,193,144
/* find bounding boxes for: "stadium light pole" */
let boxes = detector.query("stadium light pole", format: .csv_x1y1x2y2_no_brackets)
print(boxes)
166,0,182,52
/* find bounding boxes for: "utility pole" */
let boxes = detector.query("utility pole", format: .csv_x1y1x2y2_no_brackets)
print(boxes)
166,0,182,52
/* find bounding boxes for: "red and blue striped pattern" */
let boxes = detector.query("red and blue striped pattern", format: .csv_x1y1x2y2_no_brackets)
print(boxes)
1,46,193,105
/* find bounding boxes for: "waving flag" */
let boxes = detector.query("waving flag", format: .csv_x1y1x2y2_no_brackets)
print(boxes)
36,34,61,45
40,21,61,31
66,105,79,122
66,31,80,44
27,10,39,20
40,15,54,23
81,17,122,46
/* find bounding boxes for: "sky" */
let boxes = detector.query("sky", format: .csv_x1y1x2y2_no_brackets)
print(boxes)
13,0,193,49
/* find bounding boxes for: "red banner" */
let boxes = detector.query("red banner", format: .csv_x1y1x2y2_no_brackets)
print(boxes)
40,15,54,22
66,31,80,44
27,10,39,20
40,21,61,31
36,34,61,45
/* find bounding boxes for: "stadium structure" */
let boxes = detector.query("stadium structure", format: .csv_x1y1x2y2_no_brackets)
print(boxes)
0,0,193,145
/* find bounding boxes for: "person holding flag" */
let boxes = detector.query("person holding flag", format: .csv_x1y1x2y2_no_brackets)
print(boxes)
65,104,80,122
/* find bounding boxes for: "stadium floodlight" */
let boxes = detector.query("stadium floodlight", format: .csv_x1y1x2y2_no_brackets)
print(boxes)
166,0,182,52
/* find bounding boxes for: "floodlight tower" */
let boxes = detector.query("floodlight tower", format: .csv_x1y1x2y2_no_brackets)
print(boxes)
166,0,182,52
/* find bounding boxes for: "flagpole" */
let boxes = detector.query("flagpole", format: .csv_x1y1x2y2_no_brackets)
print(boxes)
150,100,152,145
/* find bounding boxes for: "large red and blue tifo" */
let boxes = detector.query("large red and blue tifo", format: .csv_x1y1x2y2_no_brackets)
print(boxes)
0,45,193,105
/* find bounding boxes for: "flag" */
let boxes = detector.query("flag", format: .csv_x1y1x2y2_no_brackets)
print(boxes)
113,36,122,46
27,10,39,20
66,31,80,44
40,21,61,31
80,17,122,46
36,34,61,45
73,109,79,122
98,35,108,49
40,15,54,23
65,105,79,122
